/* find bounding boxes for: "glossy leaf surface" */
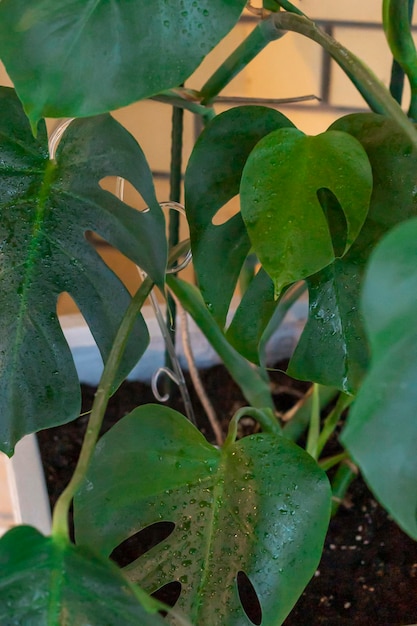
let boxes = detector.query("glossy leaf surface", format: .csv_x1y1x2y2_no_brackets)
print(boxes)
288,255,367,394
342,217,417,540
240,127,372,296
0,87,165,454
289,113,417,392
225,267,276,363
185,105,295,326
0,525,166,625
74,405,331,625
0,0,246,128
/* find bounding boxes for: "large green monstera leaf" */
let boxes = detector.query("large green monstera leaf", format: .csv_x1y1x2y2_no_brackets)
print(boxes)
343,217,417,540
0,0,246,128
0,87,166,454
0,526,168,625
289,113,417,393
74,405,331,626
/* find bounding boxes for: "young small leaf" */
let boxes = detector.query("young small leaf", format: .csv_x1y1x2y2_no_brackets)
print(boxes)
240,127,372,296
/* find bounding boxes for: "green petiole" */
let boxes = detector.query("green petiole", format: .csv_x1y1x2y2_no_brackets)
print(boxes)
51,277,154,540
383,0,417,118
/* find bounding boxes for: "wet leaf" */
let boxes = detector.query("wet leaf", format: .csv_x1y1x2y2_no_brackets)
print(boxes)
74,405,331,625
240,127,372,296
0,87,166,454
0,525,166,625
185,105,295,327
225,267,277,364
289,113,417,392
342,217,417,540
0,0,246,127
288,255,367,394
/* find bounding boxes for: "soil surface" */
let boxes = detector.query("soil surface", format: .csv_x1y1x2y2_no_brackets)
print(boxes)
37,362,417,625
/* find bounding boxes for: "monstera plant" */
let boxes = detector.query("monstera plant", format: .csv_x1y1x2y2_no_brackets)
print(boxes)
0,1,416,624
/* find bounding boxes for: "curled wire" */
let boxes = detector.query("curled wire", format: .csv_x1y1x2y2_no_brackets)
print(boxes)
114,185,196,424
151,367,182,402
159,201,193,274
245,1,271,18
48,118,73,158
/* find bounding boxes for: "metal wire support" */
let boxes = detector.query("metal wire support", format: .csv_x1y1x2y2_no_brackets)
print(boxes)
152,367,183,402
48,118,73,158
115,189,196,425
143,202,195,423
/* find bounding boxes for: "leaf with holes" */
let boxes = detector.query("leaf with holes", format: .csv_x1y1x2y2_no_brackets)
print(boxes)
74,405,331,626
0,87,166,454
0,0,246,128
240,127,372,296
0,525,168,625
185,105,295,327
342,217,417,540
288,113,417,393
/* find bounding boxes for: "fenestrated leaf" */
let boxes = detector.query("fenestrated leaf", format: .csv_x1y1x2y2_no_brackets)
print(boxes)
342,217,417,540
0,0,247,128
0,87,166,454
74,405,331,626
240,127,372,296
185,105,295,327
0,525,167,625
289,113,417,393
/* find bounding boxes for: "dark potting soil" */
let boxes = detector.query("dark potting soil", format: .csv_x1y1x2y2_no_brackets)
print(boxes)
36,362,417,625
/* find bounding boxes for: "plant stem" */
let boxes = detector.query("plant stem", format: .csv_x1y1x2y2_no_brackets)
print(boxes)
224,406,282,448
331,458,358,516
316,392,353,458
389,59,407,105
200,18,287,104
259,281,307,365
152,88,215,122
167,275,275,411
319,451,349,472
306,384,321,459
383,0,417,118
164,101,184,395
269,12,417,148
274,0,305,16
51,277,154,540
282,385,338,441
